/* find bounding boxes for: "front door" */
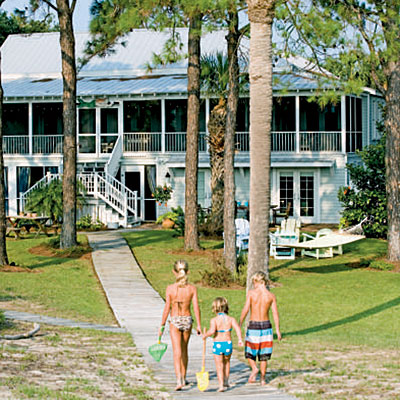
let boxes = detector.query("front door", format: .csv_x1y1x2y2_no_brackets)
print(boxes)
123,167,144,220
122,166,157,221
277,170,318,224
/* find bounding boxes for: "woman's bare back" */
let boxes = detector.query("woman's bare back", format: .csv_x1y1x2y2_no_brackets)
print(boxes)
167,283,195,317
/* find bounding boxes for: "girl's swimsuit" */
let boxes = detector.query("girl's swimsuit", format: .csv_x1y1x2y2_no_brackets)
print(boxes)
170,285,193,332
170,315,193,332
212,313,233,356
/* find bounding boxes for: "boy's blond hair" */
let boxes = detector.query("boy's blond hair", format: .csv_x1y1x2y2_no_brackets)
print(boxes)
212,297,229,314
251,271,267,285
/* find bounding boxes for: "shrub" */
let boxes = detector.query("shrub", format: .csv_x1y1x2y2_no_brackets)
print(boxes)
76,215,105,231
200,254,246,288
369,260,394,271
338,132,387,238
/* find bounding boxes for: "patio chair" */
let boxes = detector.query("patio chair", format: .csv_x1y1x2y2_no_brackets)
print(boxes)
274,202,291,225
269,218,301,260
301,228,343,259
235,218,250,254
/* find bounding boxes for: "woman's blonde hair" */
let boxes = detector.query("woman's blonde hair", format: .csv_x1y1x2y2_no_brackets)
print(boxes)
174,260,189,287
252,271,267,285
212,297,229,314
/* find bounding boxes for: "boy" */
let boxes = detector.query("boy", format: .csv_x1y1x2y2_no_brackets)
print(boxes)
239,271,281,385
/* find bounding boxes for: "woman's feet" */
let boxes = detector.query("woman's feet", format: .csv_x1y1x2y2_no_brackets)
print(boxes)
248,368,259,383
223,379,230,388
218,386,225,392
175,378,184,391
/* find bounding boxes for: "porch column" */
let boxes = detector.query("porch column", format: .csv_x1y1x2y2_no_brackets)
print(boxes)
28,102,33,155
118,100,123,151
295,95,300,153
341,95,346,154
8,166,18,215
161,98,165,153
96,106,100,156
205,98,210,152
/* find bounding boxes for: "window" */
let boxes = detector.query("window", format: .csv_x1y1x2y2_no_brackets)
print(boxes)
33,103,63,135
300,97,341,131
124,101,161,132
3,104,28,135
273,97,295,131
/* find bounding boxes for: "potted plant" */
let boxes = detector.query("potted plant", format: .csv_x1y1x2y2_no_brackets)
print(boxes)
152,185,173,206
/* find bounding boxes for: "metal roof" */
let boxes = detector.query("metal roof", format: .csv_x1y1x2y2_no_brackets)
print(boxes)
0,29,329,99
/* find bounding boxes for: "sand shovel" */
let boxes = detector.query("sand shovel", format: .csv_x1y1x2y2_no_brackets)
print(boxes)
196,327,209,391
148,326,168,362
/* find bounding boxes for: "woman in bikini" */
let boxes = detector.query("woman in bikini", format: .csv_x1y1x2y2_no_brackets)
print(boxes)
159,260,202,391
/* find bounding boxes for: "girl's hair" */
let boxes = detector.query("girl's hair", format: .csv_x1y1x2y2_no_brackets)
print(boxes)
174,260,189,287
252,271,267,285
212,297,229,314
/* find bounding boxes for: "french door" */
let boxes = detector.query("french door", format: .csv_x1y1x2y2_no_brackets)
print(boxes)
277,170,318,223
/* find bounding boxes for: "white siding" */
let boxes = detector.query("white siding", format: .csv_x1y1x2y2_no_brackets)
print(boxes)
319,158,346,223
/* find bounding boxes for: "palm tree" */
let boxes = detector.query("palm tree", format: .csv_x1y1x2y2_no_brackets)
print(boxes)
201,53,229,234
200,52,247,236
246,0,276,289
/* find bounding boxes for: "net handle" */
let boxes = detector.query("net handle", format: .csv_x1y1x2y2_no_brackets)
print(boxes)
158,325,165,344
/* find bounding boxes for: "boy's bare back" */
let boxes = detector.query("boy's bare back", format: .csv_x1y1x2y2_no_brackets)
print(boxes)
248,287,276,321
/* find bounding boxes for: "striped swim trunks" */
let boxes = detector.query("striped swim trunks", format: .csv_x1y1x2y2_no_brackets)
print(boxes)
245,320,273,361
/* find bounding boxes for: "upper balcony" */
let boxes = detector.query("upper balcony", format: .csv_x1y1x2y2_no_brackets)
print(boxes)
3,130,362,155
2,95,364,157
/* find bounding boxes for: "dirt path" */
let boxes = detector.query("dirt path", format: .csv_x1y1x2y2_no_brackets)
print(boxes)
0,321,170,400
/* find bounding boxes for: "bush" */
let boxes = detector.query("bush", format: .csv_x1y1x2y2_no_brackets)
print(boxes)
369,260,394,271
76,215,105,231
338,133,387,238
200,254,246,288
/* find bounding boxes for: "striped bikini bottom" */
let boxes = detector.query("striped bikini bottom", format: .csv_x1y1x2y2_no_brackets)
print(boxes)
170,316,193,332
245,320,273,361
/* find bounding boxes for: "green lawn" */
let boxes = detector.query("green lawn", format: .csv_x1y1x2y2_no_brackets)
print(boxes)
123,230,400,349
0,235,115,325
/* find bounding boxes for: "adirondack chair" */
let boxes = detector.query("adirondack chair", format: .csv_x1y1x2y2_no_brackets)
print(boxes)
235,218,250,254
269,218,301,260
301,228,343,259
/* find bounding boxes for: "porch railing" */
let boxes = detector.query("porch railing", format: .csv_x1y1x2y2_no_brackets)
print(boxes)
124,132,162,152
4,136,29,154
300,131,341,152
4,131,356,154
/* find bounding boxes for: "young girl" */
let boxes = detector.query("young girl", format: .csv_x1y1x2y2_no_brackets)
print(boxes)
203,297,243,392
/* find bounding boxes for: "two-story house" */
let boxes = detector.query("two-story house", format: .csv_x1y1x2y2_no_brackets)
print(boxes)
0,29,383,227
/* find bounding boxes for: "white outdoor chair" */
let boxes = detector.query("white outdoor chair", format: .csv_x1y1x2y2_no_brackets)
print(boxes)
269,218,301,260
235,218,250,254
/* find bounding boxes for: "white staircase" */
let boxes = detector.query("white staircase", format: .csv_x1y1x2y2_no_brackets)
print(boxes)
20,171,138,228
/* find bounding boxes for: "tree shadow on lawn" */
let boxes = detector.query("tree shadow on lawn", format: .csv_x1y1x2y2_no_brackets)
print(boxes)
284,296,400,337
292,263,355,274
122,230,175,248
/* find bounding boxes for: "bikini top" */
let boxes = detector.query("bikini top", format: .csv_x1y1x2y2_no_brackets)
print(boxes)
216,313,232,333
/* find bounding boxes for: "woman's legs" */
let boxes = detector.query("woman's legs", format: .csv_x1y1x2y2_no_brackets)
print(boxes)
213,354,225,391
180,328,191,384
223,355,231,387
170,324,184,390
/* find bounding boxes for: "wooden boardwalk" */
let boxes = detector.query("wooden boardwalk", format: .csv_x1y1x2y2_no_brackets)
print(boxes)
88,231,297,399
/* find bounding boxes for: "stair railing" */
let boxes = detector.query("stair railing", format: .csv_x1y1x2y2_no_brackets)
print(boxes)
105,135,123,177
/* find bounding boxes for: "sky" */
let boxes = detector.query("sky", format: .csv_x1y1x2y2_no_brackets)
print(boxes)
1,0,92,32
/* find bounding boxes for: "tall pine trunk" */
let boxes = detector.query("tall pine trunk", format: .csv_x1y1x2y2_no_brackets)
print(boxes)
224,10,240,273
57,0,77,249
385,61,400,261
184,14,202,251
247,0,275,289
0,54,9,266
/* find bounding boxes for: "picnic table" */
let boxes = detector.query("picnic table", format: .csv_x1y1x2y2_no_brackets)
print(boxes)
6,215,51,239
